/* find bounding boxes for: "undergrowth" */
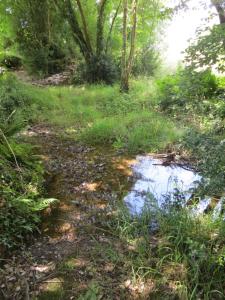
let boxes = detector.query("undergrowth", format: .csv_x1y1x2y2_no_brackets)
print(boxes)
0,73,57,251
6,75,178,153
108,202,225,299
0,74,178,251
156,67,225,197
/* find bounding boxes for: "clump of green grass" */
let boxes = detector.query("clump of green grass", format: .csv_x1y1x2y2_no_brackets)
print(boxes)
11,77,179,153
108,202,225,299
80,111,180,153
158,208,225,299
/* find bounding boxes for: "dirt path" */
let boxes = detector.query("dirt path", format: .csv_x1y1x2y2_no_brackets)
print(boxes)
1,124,143,300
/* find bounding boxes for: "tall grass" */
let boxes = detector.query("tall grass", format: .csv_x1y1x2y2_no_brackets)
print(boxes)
17,78,179,152
110,203,225,299
80,111,179,153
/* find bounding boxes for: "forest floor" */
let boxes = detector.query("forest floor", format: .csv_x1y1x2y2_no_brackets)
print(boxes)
1,123,160,300
2,73,224,299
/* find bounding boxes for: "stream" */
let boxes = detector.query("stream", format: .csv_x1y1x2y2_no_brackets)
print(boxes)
2,126,223,299
124,155,223,217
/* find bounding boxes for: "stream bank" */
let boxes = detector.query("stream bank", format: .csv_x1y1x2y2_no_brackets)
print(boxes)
0,124,138,299
1,124,224,300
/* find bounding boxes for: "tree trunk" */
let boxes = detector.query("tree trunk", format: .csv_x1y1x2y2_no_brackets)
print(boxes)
127,0,138,74
96,0,108,57
76,0,93,54
120,0,138,92
54,0,92,63
211,0,225,24
105,0,122,54
120,0,128,92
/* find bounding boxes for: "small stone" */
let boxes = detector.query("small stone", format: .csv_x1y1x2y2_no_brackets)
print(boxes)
15,286,21,292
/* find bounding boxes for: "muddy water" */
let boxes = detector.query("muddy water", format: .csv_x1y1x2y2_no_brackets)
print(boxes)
124,155,223,216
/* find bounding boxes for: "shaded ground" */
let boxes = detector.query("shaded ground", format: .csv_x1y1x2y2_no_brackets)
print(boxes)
14,66,75,86
1,124,149,300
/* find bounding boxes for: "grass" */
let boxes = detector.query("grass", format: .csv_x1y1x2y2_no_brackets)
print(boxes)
13,76,180,153
3,72,224,298
80,111,179,153
37,200,225,299
107,202,225,299
0,73,180,251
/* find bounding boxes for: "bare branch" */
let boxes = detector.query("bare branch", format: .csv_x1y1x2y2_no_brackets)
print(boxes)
105,0,122,54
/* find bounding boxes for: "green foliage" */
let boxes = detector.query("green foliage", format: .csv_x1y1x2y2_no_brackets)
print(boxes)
182,130,225,196
4,0,74,76
0,73,28,120
0,52,22,69
155,67,225,196
185,24,225,72
156,68,218,113
0,138,58,249
80,111,178,153
74,55,119,85
133,46,160,76
0,0,167,80
78,282,101,300
110,201,225,299
0,74,57,249
158,207,225,299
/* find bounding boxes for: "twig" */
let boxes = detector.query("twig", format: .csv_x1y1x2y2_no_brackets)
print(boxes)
5,110,16,123
24,279,30,300
0,128,22,173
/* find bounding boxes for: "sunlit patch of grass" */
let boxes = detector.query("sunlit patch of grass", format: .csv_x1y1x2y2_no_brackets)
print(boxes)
15,78,181,153
80,111,180,153
38,278,65,300
59,256,89,272
107,201,225,299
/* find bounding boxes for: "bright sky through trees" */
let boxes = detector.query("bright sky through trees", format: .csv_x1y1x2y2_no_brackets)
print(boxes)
164,0,218,66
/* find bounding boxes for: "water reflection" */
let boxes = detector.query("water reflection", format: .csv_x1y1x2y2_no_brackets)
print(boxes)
124,156,201,215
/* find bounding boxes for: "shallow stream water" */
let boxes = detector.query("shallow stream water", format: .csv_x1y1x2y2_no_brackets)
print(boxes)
124,155,223,217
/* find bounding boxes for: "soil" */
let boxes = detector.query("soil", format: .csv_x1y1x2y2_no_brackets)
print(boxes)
0,124,143,300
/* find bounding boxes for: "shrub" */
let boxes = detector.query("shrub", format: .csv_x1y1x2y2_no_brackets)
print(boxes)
73,55,119,85
0,74,29,120
133,47,160,76
182,130,225,196
0,149,56,249
0,53,22,69
0,74,57,250
156,68,218,113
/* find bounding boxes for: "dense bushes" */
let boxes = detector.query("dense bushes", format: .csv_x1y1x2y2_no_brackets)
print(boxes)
0,145,53,249
0,74,56,250
0,53,22,70
156,68,218,113
182,130,225,196
0,74,29,120
156,67,225,197
73,55,119,85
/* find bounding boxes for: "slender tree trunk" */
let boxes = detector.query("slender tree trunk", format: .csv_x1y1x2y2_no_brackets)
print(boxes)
127,0,138,74
76,0,93,54
105,0,122,54
120,0,138,92
211,0,225,24
120,0,128,92
54,0,91,63
96,0,108,57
